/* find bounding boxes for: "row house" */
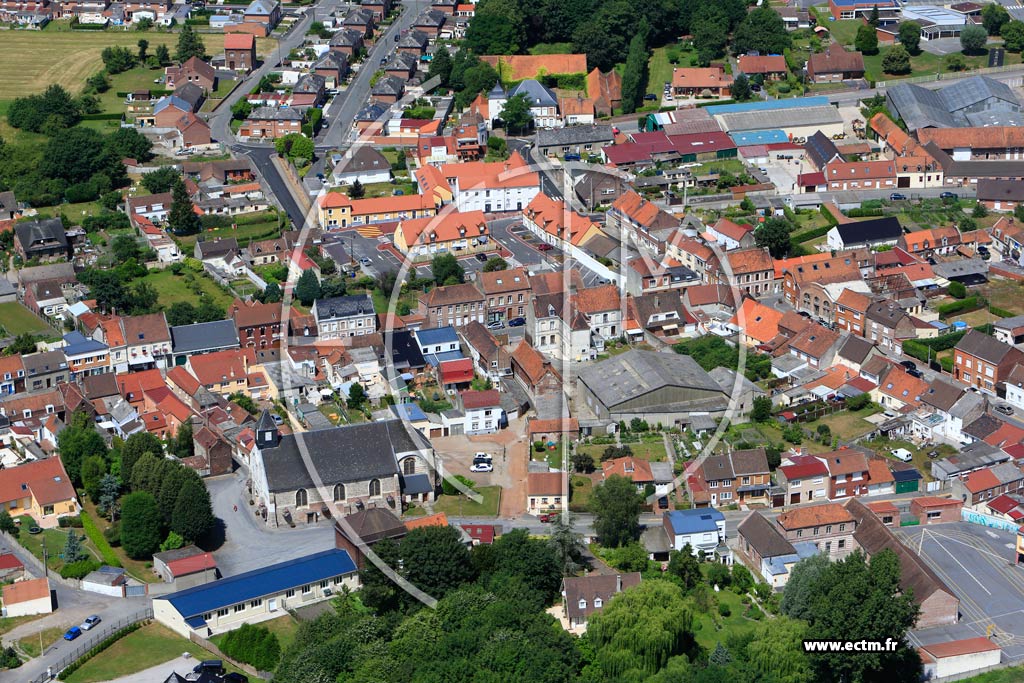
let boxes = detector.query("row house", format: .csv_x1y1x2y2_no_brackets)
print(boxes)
313,294,377,340
725,248,774,298
824,159,896,192
953,329,1024,395
60,332,109,379
328,28,365,57
834,288,871,336
318,192,437,229
863,299,917,352
697,449,771,507
624,259,699,297
607,191,679,254
230,299,283,349
393,210,494,262
185,348,252,398
0,355,26,396
527,293,592,363
415,152,540,213
951,462,1024,506
417,282,485,329
706,218,755,251
479,267,530,325
776,454,829,506
898,226,961,257
818,450,870,501
95,313,172,373
874,365,930,412
575,284,622,352
239,107,303,140
780,253,868,324
665,234,720,284
459,321,512,383
521,193,604,255
776,503,857,559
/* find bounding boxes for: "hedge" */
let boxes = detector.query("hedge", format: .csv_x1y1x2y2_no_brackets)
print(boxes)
846,207,884,217
81,509,122,568
219,623,281,671
60,559,101,579
990,306,1015,318
937,296,984,318
818,203,839,227
791,224,832,244
80,113,125,121
71,22,107,29
58,622,145,680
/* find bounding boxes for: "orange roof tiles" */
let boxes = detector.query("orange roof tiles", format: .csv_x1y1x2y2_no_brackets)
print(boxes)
318,191,437,213
919,126,1024,150
559,96,595,116
732,298,784,345
574,284,620,314
602,456,653,482
726,248,773,275
481,54,588,81
870,112,911,155
866,459,894,484
879,367,930,405
611,190,669,228
404,512,449,530
737,55,788,74
2,577,50,605
398,209,488,247
777,503,854,529
437,151,538,190
964,467,1001,493
512,339,558,386
0,458,76,507
225,33,255,49
527,471,564,495
523,193,601,246
671,66,733,90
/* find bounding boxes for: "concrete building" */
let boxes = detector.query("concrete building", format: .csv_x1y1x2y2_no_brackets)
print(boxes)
1,578,52,616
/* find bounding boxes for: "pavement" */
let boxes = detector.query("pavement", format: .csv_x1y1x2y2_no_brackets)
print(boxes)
103,655,200,683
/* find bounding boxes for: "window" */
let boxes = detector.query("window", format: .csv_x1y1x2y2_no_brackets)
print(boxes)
250,599,262,608
295,489,308,508
839,523,845,532
825,525,832,534
578,599,586,609
43,505,54,516
836,488,846,496
796,529,803,538
334,575,345,585
286,589,295,598
403,457,417,475
369,478,381,496
302,584,312,594
334,484,345,502
813,526,819,535
217,608,229,617
709,481,718,488
320,580,329,588
838,539,846,549
927,510,941,520
234,604,245,613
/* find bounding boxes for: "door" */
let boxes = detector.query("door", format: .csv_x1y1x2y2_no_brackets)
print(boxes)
269,598,278,612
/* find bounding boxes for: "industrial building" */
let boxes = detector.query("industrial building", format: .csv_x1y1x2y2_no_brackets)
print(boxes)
706,97,844,141
887,76,1023,130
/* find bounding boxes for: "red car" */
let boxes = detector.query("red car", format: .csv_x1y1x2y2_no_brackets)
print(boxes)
537,243,554,252
539,512,559,523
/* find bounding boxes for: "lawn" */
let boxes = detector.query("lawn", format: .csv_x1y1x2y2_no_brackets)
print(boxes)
173,214,282,251
0,302,52,336
859,437,957,481
0,32,244,100
691,575,762,651
431,485,501,517
16,515,102,573
804,407,881,442
983,279,1024,317
528,42,575,55
79,500,160,583
958,665,1024,683
568,475,593,512
211,613,298,652
137,267,235,310
18,625,68,659
62,622,253,683
577,441,667,462
823,19,864,48
863,46,993,83
329,181,414,199
645,45,687,97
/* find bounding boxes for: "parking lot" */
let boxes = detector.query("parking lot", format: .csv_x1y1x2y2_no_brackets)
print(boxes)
897,522,1024,661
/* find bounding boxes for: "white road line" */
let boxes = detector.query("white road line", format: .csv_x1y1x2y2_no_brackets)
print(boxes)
926,531,992,596
924,530,1011,561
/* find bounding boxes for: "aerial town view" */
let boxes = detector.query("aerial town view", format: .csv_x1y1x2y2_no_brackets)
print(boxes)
5,0,1024,681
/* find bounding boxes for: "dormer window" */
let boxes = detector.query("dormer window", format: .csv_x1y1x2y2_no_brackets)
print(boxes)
594,598,603,608
578,599,586,610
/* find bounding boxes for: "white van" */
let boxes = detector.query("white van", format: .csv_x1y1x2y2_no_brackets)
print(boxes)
891,448,913,463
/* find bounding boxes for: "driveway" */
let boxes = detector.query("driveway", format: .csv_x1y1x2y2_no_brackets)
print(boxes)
205,472,333,576
919,37,965,56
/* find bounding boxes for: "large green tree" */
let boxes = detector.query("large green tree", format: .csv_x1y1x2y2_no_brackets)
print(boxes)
731,73,752,102
476,528,562,602
427,46,453,85
464,0,527,54
431,252,464,285
294,269,321,306
499,94,534,135
57,411,108,485
175,24,208,62
167,176,202,236
960,23,989,54
1003,20,1024,52
666,544,702,590
691,6,729,66
732,6,791,56
171,475,216,543
754,217,794,258
121,431,164,485
620,20,651,114
120,491,163,559
898,21,921,55
590,474,642,547
400,525,476,598
746,617,814,683
856,24,879,55
983,3,1010,35
883,45,912,75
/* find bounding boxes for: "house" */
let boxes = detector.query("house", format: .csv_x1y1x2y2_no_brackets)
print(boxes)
953,329,1024,395
776,455,830,505
239,107,303,140
329,28,365,57
736,55,788,81
395,210,494,262
726,248,774,297
413,152,540,213
587,67,623,114
919,639,1002,681
224,32,257,72
0,457,78,528
0,553,24,581
607,191,679,253
22,350,69,392
169,319,239,366
826,217,902,251
807,44,865,83
313,51,349,89
697,449,771,507
165,56,216,92
249,413,436,526
535,126,614,158
460,321,511,382
578,350,730,425
154,549,359,637
384,51,419,81
292,73,326,108
707,218,755,251
816,450,870,500
317,192,437,229
332,508,409,569
370,75,405,104
910,496,963,524
663,508,726,556
736,511,820,588
671,66,733,98
397,29,429,56
331,146,391,186
458,389,503,434
342,6,376,37
2,578,52,617
243,0,280,29
314,294,377,340
864,300,917,352
560,573,641,632
230,299,283,348
479,267,530,326
504,79,561,129
527,471,563,514
951,462,1024,506
776,503,857,559
417,282,485,329
846,497,959,628
185,349,250,397
152,546,219,590
14,218,70,261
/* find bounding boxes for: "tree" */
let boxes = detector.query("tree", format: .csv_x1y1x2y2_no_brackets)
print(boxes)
401,525,476,598
98,475,121,521
101,46,136,74
983,3,1010,35
731,73,752,102
81,455,107,503
121,431,163,484
175,24,208,62
948,280,967,299
57,411,108,485
732,7,792,56
120,491,163,559
754,217,793,258
868,4,880,26
548,515,585,577
432,252,464,285
0,511,17,538
7,84,81,133
137,38,149,61
691,6,729,66
499,94,534,135
898,22,921,55
167,177,202,236
944,52,967,71
4,334,39,356
856,24,879,55
348,178,365,199
464,0,526,55
160,531,184,552
295,269,321,306
428,46,453,85
141,166,180,194
709,642,733,667
86,71,110,94
482,256,507,272
1003,20,1024,52
667,544,702,590
346,382,367,409
620,22,650,114
106,127,153,163
588,580,695,680
961,23,989,54
42,127,123,186
781,552,833,621
172,420,194,459
171,476,215,542
883,45,912,75
62,530,87,563
590,474,642,547
746,617,814,683
751,395,773,423
154,44,171,67
570,450,595,473
730,563,755,594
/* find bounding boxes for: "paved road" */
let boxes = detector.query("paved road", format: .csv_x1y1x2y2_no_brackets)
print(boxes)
825,63,1024,105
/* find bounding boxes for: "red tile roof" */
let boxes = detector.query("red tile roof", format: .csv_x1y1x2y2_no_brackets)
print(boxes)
963,467,1001,493
460,389,500,409
2,577,49,604
225,33,255,49
528,471,563,495
404,512,449,530
778,503,854,529
440,358,474,384
0,553,24,571
166,552,217,577
460,523,497,544
0,458,76,507
778,455,828,480
919,638,1001,660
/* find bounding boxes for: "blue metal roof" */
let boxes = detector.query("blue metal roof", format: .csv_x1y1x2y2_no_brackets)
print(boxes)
62,332,108,357
706,96,830,116
730,129,789,146
157,549,356,618
665,509,724,535
392,402,427,422
423,350,463,367
414,326,459,346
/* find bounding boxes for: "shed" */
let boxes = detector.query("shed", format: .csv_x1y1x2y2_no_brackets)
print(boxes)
919,638,1001,680
892,466,922,494
82,566,127,597
2,577,52,616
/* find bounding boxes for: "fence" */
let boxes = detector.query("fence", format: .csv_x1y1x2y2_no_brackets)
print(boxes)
0,530,78,590
961,507,1020,533
189,632,275,680
876,64,1024,88
27,608,153,683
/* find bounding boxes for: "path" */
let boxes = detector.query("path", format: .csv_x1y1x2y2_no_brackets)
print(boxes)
102,655,198,683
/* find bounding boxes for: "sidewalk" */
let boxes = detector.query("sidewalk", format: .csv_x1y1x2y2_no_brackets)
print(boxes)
104,655,197,683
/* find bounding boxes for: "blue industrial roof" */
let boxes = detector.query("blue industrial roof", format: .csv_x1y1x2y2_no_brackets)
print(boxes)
392,402,427,422
158,549,356,619
415,326,460,347
62,332,108,357
705,96,830,116
665,508,724,535
730,129,789,146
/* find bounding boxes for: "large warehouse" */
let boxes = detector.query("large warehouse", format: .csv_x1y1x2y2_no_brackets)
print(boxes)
887,76,1023,130
577,349,731,425
706,97,845,140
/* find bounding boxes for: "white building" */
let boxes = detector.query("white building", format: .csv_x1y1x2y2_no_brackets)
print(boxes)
663,509,726,555
1,578,52,617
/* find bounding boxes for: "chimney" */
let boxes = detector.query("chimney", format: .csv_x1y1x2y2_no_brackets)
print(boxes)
616,574,622,593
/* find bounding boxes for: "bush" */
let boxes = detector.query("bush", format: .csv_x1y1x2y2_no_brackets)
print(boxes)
60,559,101,579
58,515,84,528
0,645,21,669
948,281,967,299
82,509,122,567
219,623,282,671
937,296,983,317
718,602,731,617
103,522,121,547
990,306,1015,318
534,440,546,452
441,474,476,496
845,393,871,411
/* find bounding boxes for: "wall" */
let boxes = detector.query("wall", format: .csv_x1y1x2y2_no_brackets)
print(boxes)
4,593,52,617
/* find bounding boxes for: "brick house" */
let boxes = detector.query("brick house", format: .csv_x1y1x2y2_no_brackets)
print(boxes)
776,503,857,559
417,282,485,328
479,266,531,325
239,107,303,140
230,299,282,349
951,462,1024,506
671,66,733,98
834,289,871,336
776,454,830,506
725,248,774,298
953,329,1024,395
14,218,70,261
165,56,216,92
807,44,865,83
188,424,234,476
910,497,963,525
699,449,772,507
224,33,257,72
818,450,870,500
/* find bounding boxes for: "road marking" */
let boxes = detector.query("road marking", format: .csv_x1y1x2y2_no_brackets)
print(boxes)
925,530,991,596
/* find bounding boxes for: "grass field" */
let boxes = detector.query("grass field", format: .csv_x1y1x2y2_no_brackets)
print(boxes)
16,516,102,573
173,214,282,250
0,302,51,336
62,622,252,683
432,485,501,517
568,475,593,512
804,407,881,442
0,613,44,636
863,47,995,82
577,441,668,462
692,583,761,651
18,625,69,659
958,665,1024,683
137,268,235,309
0,32,252,100
984,279,1024,317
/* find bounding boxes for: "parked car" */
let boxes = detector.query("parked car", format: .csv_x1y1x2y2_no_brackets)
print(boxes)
485,321,505,330
63,627,82,641
80,615,101,631
889,192,907,201
359,257,372,266
900,360,916,371
469,462,493,473
940,191,958,199
890,448,914,463
907,369,923,378
927,449,940,459
394,34,400,42
996,404,1014,415
194,661,225,676
507,317,526,327
473,452,492,463
271,414,284,425
643,93,658,101
475,253,489,262
564,153,581,161
538,512,558,523
537,243,554,251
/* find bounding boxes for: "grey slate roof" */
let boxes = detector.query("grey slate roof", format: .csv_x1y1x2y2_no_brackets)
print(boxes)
717,105,842,133
805,131,841,170
509,79,558,108
314,294,375,321
371,75,405,97
170,319,240,354
888,76,1021,130
261,419,430,492
577,349,727,410
294,73,326,94
536,125,615,148
386,51,419,71
314,50,348,72
330,28,365,47
174,83,204,111
836,334,874,365
956,329,1018,364
398,29,429,50
250,106,303,121
738,511,795,559
14,218,67,252
334,146,389,175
